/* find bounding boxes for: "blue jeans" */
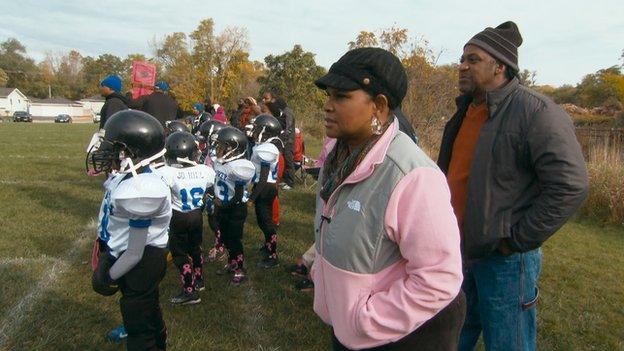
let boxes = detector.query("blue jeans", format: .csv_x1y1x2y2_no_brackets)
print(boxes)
458,248,542,351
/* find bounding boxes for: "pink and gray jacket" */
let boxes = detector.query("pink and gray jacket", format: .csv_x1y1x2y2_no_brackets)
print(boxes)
310,119,463,349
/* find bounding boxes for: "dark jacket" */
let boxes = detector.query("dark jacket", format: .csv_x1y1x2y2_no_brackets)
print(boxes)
99,92,128,129
393,107,418,145
437,78,588,260
129,91,181,126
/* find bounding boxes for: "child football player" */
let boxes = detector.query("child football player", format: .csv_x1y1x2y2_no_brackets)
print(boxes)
248,114,282,268
88,110,170,351
212,127,255,285
159,131,215,304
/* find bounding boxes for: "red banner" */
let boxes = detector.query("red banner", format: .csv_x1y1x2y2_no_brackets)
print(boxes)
131,61,156,99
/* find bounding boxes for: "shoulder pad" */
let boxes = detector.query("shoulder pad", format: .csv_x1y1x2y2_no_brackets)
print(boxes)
255,143,279,163
229,159,256,182
112,173,171,218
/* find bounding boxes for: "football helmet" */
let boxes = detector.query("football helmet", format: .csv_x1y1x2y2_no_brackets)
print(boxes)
165,131,199,167
251,114,282,143
165,120,189,136
214,127,248,163
86,110,165,176
197,120,226,146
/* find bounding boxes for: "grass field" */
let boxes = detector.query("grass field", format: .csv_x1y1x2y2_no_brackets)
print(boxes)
0,123,622,351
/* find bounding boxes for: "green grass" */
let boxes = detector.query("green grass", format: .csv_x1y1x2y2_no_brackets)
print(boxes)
0,123,622,350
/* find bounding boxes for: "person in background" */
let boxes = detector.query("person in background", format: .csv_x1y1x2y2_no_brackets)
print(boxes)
98,74,128,129
437,21,588,351
263,91,296,190
129,81,181,126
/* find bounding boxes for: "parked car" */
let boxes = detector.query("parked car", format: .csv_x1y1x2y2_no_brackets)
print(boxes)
55,114,72,123
13,111,32,122
92,112,101,123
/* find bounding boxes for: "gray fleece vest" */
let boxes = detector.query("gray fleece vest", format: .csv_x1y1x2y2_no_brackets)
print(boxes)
314,132,439,274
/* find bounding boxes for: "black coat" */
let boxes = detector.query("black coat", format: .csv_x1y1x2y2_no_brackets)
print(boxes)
129,91,181,126
99,92,128,129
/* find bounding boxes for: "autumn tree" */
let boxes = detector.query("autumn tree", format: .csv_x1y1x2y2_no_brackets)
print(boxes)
0,38,47,97
258,44,326,133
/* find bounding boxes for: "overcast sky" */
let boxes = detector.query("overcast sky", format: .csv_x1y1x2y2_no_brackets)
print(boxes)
1,0,622,86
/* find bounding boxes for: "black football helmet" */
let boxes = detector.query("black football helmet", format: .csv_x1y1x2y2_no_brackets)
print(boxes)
214,127,248,163
165,120,189,136
197,120,226,146
251,114,282,143
165,131,200,167
86,110,165,175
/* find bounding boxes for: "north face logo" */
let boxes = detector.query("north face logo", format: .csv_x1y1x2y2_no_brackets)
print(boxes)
347,200,361,212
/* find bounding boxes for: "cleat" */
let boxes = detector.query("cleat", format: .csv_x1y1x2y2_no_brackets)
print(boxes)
257,257,279,269
105,324,127,342
170,290,201,305
194,277,205,291
231,269,247,285
295,278,314,292
286,263,308,277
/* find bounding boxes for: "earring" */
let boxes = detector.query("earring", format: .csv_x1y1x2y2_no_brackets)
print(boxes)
371,116,383,135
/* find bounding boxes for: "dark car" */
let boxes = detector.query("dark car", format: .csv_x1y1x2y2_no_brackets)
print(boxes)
55,114,72,123
13,111,32,122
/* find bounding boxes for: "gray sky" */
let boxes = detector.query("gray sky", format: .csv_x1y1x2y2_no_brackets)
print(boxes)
1,0,622,86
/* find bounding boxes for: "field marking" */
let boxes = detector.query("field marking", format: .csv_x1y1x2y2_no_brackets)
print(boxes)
0,155,76,160
0,179,95,186
0,255,61,267
0,220,96,348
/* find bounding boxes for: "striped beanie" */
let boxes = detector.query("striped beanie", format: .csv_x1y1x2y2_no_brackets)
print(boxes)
465,21,523,73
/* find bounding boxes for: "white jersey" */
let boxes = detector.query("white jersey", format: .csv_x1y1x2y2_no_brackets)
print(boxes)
97,168,171,258
213,159,255,204
158,164,216,212
250,142,280,184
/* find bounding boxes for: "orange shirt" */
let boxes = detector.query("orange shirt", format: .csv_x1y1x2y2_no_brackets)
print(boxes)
447,102,488,231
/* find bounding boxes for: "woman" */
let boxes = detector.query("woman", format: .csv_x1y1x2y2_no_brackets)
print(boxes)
310,47,465,350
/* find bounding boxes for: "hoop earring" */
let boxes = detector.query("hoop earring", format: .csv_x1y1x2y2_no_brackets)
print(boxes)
371,116,383,135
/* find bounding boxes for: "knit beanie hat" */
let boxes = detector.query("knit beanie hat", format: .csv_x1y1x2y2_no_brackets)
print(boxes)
100,75,122,92
465,21,523,73
314,47,407,109
193,102,205,112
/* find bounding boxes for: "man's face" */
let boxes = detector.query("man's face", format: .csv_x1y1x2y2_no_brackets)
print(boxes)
458,45,499,95
99,85,112,97
262,92,274,104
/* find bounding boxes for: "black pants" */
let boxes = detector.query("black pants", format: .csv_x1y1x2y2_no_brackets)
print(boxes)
118,246,168,351
168,209,203,270
217,202,247,266
283,142,295,187
332,292,466,351
254,184,278,241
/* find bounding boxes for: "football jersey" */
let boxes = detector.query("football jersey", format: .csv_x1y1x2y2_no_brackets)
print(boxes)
250,142,280,184
97,168,172,258
213,158,255,204
158,164,216,212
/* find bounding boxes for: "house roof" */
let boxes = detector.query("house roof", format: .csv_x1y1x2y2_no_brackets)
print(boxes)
29,97,82,106
81,94,105,102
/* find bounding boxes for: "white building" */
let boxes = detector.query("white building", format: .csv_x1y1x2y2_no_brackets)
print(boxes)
0,88,29,117
79,95,105,116
29,97,87,120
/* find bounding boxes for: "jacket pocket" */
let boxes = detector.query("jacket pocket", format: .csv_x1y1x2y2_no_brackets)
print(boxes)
353,289,373,337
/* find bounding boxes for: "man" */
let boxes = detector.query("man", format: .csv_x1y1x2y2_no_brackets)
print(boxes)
129,81,181,126
263,91,296,190
98,74,128,129
437,21,588,350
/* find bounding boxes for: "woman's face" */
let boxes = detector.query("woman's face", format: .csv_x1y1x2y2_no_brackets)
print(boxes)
323,88,377,147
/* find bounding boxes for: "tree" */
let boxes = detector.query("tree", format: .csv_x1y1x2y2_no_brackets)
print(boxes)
577,66,623,108
258,44,326,126
0,38,47,97
81,54,125,97
348,31,378,50
518,69,537,87
0,68,7,87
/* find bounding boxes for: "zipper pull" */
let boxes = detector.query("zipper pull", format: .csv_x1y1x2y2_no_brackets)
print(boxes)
321,215,332,224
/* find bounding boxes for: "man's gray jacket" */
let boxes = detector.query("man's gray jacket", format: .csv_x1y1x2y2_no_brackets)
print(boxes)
437,78,589,259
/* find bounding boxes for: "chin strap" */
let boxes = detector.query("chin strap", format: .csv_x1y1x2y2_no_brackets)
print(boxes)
217,145,245,163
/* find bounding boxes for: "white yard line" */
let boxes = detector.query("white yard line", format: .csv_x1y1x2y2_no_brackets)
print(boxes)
0,220,96,348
